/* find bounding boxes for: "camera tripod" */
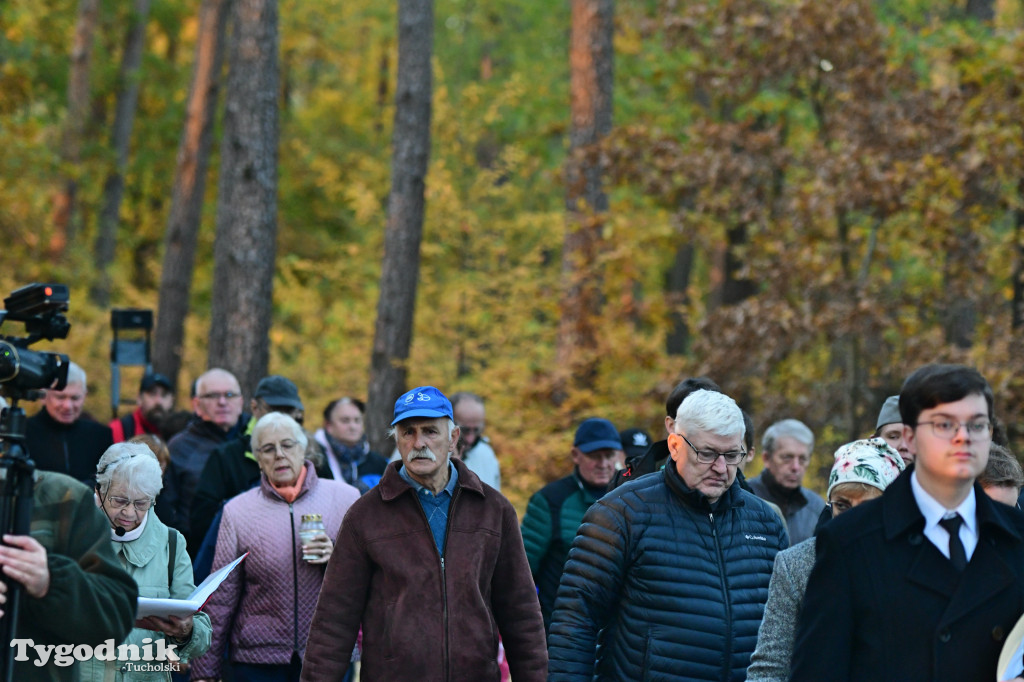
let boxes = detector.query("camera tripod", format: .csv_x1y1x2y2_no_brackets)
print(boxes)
0,399,36,682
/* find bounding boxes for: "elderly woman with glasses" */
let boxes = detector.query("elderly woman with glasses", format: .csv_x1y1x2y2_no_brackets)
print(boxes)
192,412,361,682
81,442,212,681
746,438,905,682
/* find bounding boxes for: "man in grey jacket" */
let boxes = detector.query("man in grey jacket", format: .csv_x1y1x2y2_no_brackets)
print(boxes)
747,419,825,544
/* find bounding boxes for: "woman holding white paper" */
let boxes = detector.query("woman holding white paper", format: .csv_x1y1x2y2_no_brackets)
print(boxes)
192,412,360,682
80,441,212,681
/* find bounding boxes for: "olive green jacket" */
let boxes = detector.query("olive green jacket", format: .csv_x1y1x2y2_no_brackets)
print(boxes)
11,471,138,682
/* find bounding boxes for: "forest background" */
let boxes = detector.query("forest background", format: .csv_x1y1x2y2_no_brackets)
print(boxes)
2,0,1023,511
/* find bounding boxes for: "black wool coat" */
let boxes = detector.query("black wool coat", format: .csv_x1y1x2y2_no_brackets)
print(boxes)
790,467,1024,682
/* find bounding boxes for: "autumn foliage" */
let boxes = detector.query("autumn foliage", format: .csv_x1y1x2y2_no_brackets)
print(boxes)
0,0,1022,510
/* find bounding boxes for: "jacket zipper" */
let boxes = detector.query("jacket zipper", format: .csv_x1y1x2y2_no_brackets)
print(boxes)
441,488,460,682
709,512,733,681
289,502,299,653
411,484,461,682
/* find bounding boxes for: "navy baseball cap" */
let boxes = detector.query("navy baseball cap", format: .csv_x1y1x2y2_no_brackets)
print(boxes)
620,428,652,459
139,372,173,393
574,418,622,453
253,375,304,410
391,386,454,425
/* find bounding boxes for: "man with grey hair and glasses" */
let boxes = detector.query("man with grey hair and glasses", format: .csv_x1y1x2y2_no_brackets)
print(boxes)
548,389,788,681
160,367,246,544
748,418,824,544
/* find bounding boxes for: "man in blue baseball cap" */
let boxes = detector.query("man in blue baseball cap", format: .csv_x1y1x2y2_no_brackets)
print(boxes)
520,417,624,631
302,386,547,682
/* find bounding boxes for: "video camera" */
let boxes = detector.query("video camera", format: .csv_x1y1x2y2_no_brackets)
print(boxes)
0,283,71,400
0,284,73,680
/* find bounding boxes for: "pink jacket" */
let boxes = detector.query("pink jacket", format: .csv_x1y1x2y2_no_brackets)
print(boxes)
191,462,360,679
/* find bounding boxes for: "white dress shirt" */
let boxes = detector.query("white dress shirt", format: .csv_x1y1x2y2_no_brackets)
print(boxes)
910,470,979,562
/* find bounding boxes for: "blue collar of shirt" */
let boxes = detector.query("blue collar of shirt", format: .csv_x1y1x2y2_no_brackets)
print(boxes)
399,460,458,497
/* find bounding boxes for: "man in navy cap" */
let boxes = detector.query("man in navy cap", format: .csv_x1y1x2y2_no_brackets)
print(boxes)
109,371,175,443
302,386,547,682
520,417,624,630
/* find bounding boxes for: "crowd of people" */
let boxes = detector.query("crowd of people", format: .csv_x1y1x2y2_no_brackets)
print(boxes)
1,359,1023,681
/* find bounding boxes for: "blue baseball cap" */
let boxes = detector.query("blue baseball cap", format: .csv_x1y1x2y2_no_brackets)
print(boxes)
391,386,454,425
574,418,622,453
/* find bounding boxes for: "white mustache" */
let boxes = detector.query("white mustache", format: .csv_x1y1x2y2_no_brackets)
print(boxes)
409,448,437,462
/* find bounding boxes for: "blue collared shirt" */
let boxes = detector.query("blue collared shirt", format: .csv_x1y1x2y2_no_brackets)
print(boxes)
400,460,458,557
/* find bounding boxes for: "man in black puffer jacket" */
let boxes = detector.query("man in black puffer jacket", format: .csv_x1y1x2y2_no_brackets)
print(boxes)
548,389,789,681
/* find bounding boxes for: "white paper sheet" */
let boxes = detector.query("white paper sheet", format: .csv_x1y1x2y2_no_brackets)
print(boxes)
136,552,248,619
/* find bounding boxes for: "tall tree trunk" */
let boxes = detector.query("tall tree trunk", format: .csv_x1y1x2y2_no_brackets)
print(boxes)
50,0,100,258
152,0,231,391
942,206,980,349
964,0,995,21
365,0,434,456
207,0,279,399
665,244,693,355
91,0,153,307
1014,179,1024,330
709,224,757,310
554,0,613,402
375,37,390,135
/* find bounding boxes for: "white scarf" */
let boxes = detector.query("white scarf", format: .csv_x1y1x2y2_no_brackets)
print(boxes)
94,491,149,542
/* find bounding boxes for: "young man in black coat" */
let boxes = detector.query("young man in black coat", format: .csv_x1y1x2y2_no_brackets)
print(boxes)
790,364,1024,682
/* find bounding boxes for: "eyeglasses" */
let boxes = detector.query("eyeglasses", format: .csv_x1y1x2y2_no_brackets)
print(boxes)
774,453,810,467
257,440,301,457
199,391,242,402
106,496,152,512
916,419,991,439
458,426,482,435
681,434,746,465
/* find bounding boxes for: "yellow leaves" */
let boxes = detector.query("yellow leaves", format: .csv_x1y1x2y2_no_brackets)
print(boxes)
344,182,380,224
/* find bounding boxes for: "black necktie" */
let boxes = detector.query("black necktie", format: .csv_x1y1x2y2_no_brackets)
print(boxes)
939,514,967,571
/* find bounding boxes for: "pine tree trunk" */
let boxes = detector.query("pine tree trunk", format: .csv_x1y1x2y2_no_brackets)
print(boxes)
554,0,613,402
665,244,694,355
50,0,99,258
152,0,231,391
91,0,152,307
365,0,434,455
1014,179,1024,330
964,0,995,21
207,0,279,399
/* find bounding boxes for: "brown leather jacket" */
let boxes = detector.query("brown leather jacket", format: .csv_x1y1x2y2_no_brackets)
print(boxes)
301,458,547,682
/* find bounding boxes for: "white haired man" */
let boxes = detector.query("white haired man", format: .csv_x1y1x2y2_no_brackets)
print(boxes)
748,418,825,544
25,361,113,485
548,389,788,681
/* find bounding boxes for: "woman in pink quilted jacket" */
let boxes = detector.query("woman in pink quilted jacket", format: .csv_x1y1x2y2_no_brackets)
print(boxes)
192,412,360,682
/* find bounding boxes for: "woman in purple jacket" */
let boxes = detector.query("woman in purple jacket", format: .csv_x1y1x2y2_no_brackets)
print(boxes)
192,413,360,682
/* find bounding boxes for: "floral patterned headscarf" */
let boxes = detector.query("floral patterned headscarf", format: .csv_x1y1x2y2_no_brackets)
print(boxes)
827,437,906,500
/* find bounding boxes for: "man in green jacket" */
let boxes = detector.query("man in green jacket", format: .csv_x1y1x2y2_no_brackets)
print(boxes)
520,417,623,631
0,469,138,682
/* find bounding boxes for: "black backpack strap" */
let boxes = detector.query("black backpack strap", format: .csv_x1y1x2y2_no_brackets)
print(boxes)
167,529,177,590
121,413,136,438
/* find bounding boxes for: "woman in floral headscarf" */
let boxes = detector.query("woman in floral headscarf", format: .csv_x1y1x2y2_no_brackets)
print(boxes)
746,438,905,682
